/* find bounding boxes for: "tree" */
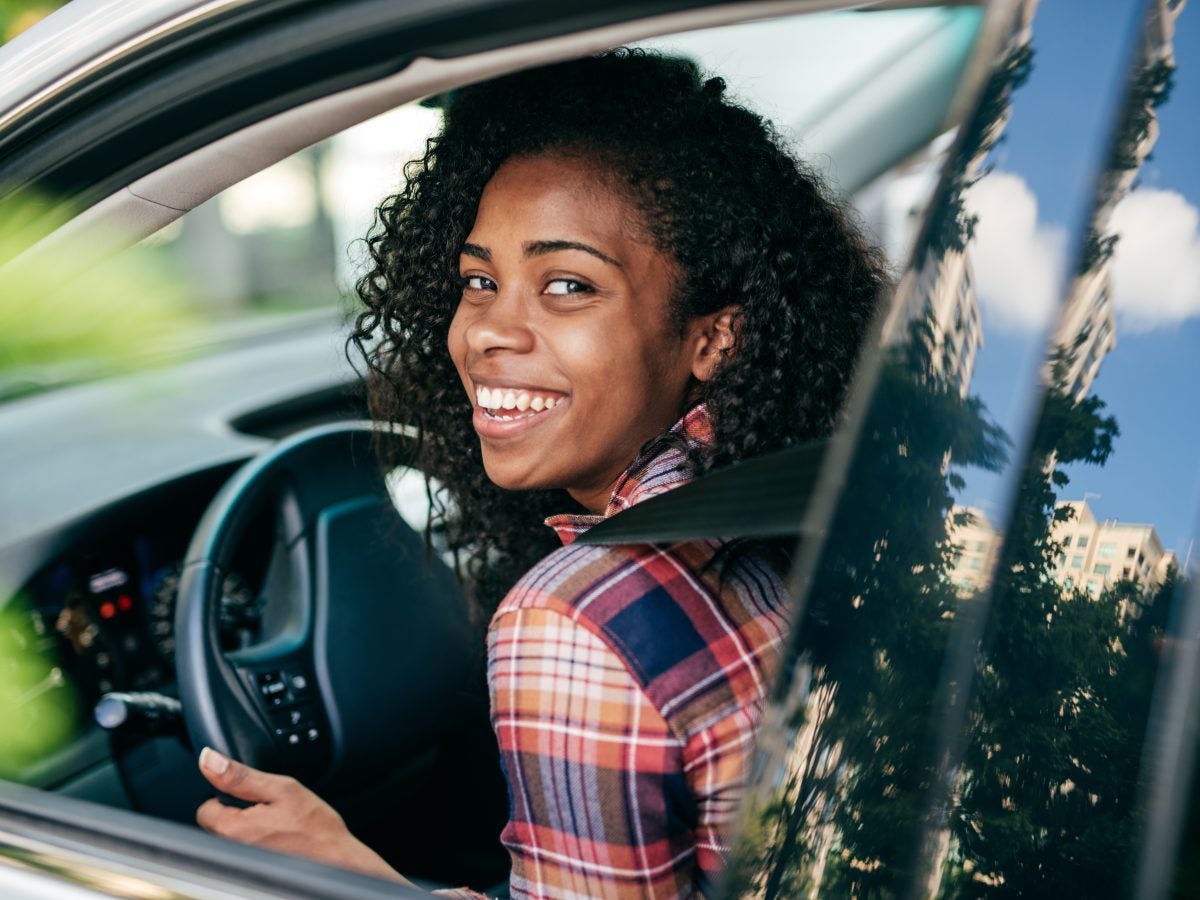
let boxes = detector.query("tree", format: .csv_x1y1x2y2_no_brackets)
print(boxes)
727,315,1009,899
950,379,1178,897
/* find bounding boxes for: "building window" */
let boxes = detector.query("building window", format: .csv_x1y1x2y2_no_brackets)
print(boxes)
967,557,983,571
1098,544,1116,558
1087,581,1100,596
1126,547,1136,558
1056,553,1066,566
1123,566,1132,578
1072,556,1083,568
1064,536,1073,548
1078,536,1090,549
1138,552,1145,565
1095,564,1111,576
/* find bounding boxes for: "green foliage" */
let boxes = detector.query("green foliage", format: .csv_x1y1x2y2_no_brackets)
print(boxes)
950,382,1169,898
726,313,1009,899
926,42,1034,257
0,595,81,778
0,195,199,401
0,0,65,43
1080,57,1176,276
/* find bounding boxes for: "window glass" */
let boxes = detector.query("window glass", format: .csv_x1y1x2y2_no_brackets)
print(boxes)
729,1,1200,897
1,102,443,403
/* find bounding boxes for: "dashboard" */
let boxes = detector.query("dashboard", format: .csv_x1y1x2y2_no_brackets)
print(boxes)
2,462,277,784
0,320,368,794
19,495,268,708
0,322,510,881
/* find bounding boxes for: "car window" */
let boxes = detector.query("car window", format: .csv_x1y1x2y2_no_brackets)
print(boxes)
0,99,444,405
1,4,985,408
0,0,984,771
144,101,444,319
725,1,1200,896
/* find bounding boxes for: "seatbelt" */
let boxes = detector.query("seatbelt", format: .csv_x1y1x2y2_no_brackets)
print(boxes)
575,440,827,545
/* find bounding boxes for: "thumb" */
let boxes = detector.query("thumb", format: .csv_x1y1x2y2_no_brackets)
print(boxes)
198,746,286,803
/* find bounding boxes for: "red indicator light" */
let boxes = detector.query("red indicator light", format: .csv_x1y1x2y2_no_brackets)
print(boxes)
99,601,117,619
118,595,134,612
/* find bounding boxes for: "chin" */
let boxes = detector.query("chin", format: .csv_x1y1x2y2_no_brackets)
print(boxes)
480,458,552,494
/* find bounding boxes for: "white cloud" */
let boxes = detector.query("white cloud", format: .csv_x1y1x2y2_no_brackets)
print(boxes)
1110,188,1200,332
964,171,1069,331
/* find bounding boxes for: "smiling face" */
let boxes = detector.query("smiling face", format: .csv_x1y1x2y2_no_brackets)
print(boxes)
447,152,727,512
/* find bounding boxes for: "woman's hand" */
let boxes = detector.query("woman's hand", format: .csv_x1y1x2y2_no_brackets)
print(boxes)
195,746,413,886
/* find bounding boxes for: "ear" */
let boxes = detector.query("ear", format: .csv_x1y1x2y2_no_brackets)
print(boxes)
689,306,740,383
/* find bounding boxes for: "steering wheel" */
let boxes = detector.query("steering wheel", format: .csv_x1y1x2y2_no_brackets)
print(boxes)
174,422,476,795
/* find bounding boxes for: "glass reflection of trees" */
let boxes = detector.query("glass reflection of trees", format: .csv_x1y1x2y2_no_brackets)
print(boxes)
725,316,1008,899
949,13,1187,894
950,373,1184,897
724,15,1030,898
725,4,1193,897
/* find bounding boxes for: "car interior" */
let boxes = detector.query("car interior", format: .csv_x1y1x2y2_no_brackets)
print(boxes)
0,2,993,889
8,0,1200,895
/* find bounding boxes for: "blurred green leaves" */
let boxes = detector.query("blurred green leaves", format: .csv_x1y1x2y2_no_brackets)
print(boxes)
0,594,81,779
0,195,199,402
0,0,65,44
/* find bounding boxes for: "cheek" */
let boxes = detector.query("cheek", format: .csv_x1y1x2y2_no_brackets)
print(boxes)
446,305,470,385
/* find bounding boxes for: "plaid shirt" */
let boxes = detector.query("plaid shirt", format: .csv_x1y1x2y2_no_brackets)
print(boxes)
440,405,790,899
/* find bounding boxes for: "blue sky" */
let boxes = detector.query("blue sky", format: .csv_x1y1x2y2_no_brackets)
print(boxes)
959,0,1200,563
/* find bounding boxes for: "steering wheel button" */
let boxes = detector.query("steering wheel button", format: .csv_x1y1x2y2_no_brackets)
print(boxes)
287,732,301,746
289,673,308,692
306,726,320,742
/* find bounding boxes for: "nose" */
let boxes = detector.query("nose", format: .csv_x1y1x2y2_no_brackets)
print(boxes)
463,291,535,356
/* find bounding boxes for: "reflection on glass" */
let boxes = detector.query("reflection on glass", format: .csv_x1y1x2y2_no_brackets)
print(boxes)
725,4,1032,894
723,0,1165,896
937,1,1197,896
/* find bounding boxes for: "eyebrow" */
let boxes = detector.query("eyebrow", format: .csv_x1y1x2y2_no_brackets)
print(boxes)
461,242,491,262
459,240,621,269
524,240,622,268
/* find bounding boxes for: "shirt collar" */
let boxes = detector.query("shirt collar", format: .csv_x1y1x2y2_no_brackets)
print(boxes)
544,403,714,546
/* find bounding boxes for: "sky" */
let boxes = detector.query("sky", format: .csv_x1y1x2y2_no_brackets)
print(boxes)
959,0,1200,563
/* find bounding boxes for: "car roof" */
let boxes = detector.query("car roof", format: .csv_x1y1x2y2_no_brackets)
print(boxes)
0,0,231,128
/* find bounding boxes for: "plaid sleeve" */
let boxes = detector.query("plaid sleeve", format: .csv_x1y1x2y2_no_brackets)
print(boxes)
489,605,710,899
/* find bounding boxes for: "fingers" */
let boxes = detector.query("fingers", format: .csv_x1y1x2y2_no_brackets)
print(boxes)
198,746,294,804
196,796,244,837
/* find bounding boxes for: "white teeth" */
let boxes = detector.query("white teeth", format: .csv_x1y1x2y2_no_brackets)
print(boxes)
474,386,563,414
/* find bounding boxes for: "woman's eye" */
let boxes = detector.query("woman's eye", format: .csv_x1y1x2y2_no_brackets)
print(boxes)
462,275,496,292
545,279,593,296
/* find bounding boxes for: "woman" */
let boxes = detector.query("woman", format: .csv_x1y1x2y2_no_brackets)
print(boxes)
194,49,885,897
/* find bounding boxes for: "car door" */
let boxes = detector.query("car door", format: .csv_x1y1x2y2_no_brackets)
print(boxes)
722,1,1200,897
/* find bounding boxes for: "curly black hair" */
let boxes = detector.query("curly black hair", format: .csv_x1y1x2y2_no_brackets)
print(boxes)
350,49,888,616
